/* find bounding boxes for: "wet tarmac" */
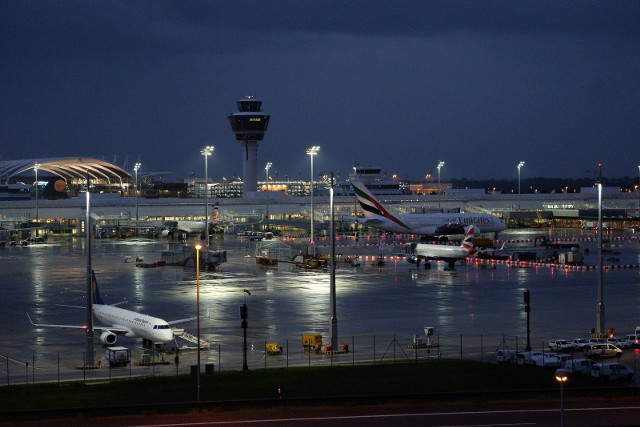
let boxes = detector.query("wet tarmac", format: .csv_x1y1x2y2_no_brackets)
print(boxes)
1,228,639,384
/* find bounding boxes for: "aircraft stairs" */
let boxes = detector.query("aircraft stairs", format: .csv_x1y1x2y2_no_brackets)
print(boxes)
173,328,211,349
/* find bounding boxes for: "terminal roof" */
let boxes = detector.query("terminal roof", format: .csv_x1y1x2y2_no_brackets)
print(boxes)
0,157,132,183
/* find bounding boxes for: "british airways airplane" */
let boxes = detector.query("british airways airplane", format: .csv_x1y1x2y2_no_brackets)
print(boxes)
351,180,506,237
28,271,199,346
408,225,477,270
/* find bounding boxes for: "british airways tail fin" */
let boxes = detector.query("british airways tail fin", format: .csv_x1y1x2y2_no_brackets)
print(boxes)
351,180,412,231
461,226,476,253
91,270,105,305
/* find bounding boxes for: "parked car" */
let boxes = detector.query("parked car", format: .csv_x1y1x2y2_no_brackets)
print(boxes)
622,334,640,348
583,343,622,358
587,338,606,345
548,339,573,351
570,338,588,350
607,337,631,349
564,358,595,376
591,362,634,381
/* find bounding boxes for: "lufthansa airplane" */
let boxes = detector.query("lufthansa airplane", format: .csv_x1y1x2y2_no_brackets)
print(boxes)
351,180,506,237
28,271,199,346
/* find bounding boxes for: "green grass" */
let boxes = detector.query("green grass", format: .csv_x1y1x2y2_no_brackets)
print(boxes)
1,359,620,414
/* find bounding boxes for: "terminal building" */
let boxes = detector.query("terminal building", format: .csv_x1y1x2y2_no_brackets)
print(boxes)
1,157,639,241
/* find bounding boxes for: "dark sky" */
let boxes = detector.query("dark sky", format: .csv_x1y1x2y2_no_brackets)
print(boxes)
2,1,639,183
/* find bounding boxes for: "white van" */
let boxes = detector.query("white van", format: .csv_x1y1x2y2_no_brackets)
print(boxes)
591,362,634,381
623,333,640,348
564,358,595,376
583,343,622,358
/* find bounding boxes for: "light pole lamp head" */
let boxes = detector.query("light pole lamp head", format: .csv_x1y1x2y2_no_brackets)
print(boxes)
518,161,525,170
555,368,568,382
195,243,202,251
306,146,320,156
437,161,445,170
134,162,141,172
201,146,214,157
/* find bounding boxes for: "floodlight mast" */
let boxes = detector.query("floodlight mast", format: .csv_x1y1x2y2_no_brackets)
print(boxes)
201,146,214,247
517,161,525,210
306,146,320,250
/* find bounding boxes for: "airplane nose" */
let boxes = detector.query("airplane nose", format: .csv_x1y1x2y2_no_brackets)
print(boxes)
162,330,174,343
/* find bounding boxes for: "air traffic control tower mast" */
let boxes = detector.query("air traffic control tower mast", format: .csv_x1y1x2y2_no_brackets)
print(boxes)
228,96,270,194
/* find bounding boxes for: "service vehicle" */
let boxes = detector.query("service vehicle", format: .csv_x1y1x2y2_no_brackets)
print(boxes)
548,339,573,351
564,358,595,376
265,343,282,355
105,346,131,367
301,333,323,351
496,349,518,364
591,362,634,381
583,343,622,358
622,333,640,348
548,352,572,364
516,351,561,367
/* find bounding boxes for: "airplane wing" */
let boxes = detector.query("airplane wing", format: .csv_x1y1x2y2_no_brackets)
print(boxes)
27,313,131,334
167,306,210,325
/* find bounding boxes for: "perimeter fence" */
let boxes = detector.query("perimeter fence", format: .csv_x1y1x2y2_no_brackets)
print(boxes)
2,332,638,386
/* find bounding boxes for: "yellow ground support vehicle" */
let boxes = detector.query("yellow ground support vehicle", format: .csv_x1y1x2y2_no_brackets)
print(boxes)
265,343,282,355
301,333,323,351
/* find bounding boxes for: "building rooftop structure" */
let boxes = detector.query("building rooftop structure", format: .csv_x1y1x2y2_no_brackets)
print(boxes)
0,157,132,185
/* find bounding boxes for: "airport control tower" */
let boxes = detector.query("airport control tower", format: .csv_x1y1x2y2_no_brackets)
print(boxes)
227,95,270,194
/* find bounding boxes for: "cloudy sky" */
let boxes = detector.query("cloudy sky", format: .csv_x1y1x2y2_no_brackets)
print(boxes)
2,1,639,183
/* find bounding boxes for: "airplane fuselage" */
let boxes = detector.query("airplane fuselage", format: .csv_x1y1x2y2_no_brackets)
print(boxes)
360,212,505,235
414,243,471,260
93,304,174,343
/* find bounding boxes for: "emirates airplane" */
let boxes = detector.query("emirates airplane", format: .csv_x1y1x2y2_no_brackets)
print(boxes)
28,271,199,347
351,180,506,237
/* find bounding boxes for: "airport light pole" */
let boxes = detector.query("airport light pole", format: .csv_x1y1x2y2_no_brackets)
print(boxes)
329,173,338,350
555,368,568,427
437,161,445,209
201,146,214,247
517,161,525,210
241,289,250,371
34,162,40,234
194,243,202,403
306,146,319,248
85,170,95,367
134,162,141,220
596,164,605,335
265,162,272,192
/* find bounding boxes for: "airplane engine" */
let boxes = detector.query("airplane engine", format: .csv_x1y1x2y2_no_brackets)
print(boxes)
100,331,117,345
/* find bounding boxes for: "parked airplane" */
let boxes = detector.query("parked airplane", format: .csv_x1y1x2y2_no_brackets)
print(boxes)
351,180,506,237
28,271,199,347
162,204,263,237
408,225,477,269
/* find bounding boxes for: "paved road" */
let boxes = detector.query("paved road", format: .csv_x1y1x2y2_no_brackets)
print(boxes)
3,398,640,426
